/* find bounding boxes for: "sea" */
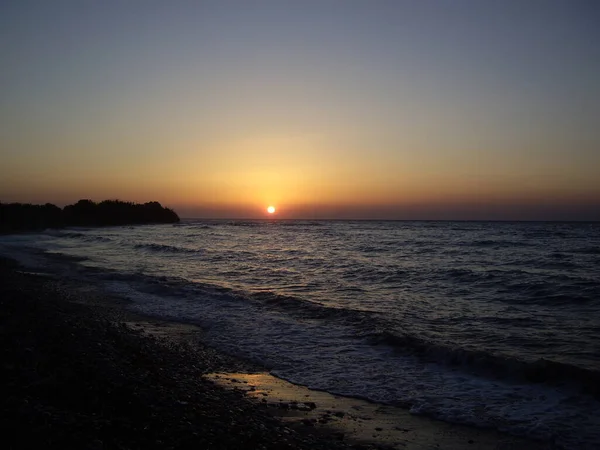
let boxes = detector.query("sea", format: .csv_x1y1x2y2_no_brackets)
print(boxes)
1,220,599,448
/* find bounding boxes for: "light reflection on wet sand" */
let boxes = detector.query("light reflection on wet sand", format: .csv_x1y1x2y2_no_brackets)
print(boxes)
205,372,543,450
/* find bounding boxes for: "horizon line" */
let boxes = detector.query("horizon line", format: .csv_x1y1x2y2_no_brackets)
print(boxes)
180,217,600,223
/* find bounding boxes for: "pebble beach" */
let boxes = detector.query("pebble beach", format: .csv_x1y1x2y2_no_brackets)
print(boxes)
0,256,553,449
0,258,356,450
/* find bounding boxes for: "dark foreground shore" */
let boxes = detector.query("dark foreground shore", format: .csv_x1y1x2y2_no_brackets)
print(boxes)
0,258,357,450
1,256,552,450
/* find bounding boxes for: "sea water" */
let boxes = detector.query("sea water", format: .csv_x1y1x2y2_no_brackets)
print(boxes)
1,220,599,448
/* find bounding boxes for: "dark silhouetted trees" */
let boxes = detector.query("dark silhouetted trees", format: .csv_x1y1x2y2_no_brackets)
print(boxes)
1,199,179,233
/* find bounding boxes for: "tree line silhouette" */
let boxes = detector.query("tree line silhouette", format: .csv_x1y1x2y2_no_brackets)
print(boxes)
0,199,180,233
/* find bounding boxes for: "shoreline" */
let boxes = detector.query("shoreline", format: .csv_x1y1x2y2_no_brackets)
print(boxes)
123,316,545,449
0,258,350,450
0,257,551,449
122,318,544,449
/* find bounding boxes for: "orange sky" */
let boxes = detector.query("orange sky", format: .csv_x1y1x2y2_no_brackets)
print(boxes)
1,2,599,220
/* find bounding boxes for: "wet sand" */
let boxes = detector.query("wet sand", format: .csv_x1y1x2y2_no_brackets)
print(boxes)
206,372,541,449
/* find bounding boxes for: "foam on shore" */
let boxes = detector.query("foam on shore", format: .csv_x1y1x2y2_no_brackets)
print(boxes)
123,318,545,450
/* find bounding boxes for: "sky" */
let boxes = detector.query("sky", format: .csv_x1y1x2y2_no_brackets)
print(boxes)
1,0,599,220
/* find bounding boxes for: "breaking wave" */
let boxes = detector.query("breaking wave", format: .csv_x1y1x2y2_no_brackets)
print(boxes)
365,330,600,396
133,242,197,254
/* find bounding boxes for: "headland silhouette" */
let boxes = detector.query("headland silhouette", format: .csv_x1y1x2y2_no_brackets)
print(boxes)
0,199,179,233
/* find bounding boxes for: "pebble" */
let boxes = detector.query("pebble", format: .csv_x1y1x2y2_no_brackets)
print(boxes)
0,263,364,450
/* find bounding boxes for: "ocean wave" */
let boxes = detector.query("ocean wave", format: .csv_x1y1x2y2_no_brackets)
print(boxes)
366,330,600,395
100,272,374,329
249,290,374,323
84,235,113,243
279,221,324,227
540,293,597,305
441,268,511,285
537,260,581,270
110,271,375,325
225,221,262,227
341,265,409,283
498,280,598,305
100,265,600,396
54,231,114,243
469,239,535,248
521,228,573,239
221,220,325,228
356,244,388,253
570,246,600,255
43,251,90,262
133,242,197,254
47,231,85,238
105,270,374,330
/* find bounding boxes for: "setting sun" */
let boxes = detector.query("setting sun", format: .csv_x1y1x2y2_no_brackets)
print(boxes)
267,206,276,214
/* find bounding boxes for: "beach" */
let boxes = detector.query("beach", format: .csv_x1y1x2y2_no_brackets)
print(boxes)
0,256,550,449
0,258,349,450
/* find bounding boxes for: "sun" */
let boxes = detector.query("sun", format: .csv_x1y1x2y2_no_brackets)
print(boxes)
267,206,276,214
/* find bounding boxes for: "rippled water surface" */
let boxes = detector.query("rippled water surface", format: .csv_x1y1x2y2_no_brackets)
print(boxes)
2,220,600,448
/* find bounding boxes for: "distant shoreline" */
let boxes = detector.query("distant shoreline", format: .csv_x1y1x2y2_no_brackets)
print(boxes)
0,199,179,233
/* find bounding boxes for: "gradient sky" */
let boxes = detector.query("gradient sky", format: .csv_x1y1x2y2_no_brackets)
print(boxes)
1,0,599,220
